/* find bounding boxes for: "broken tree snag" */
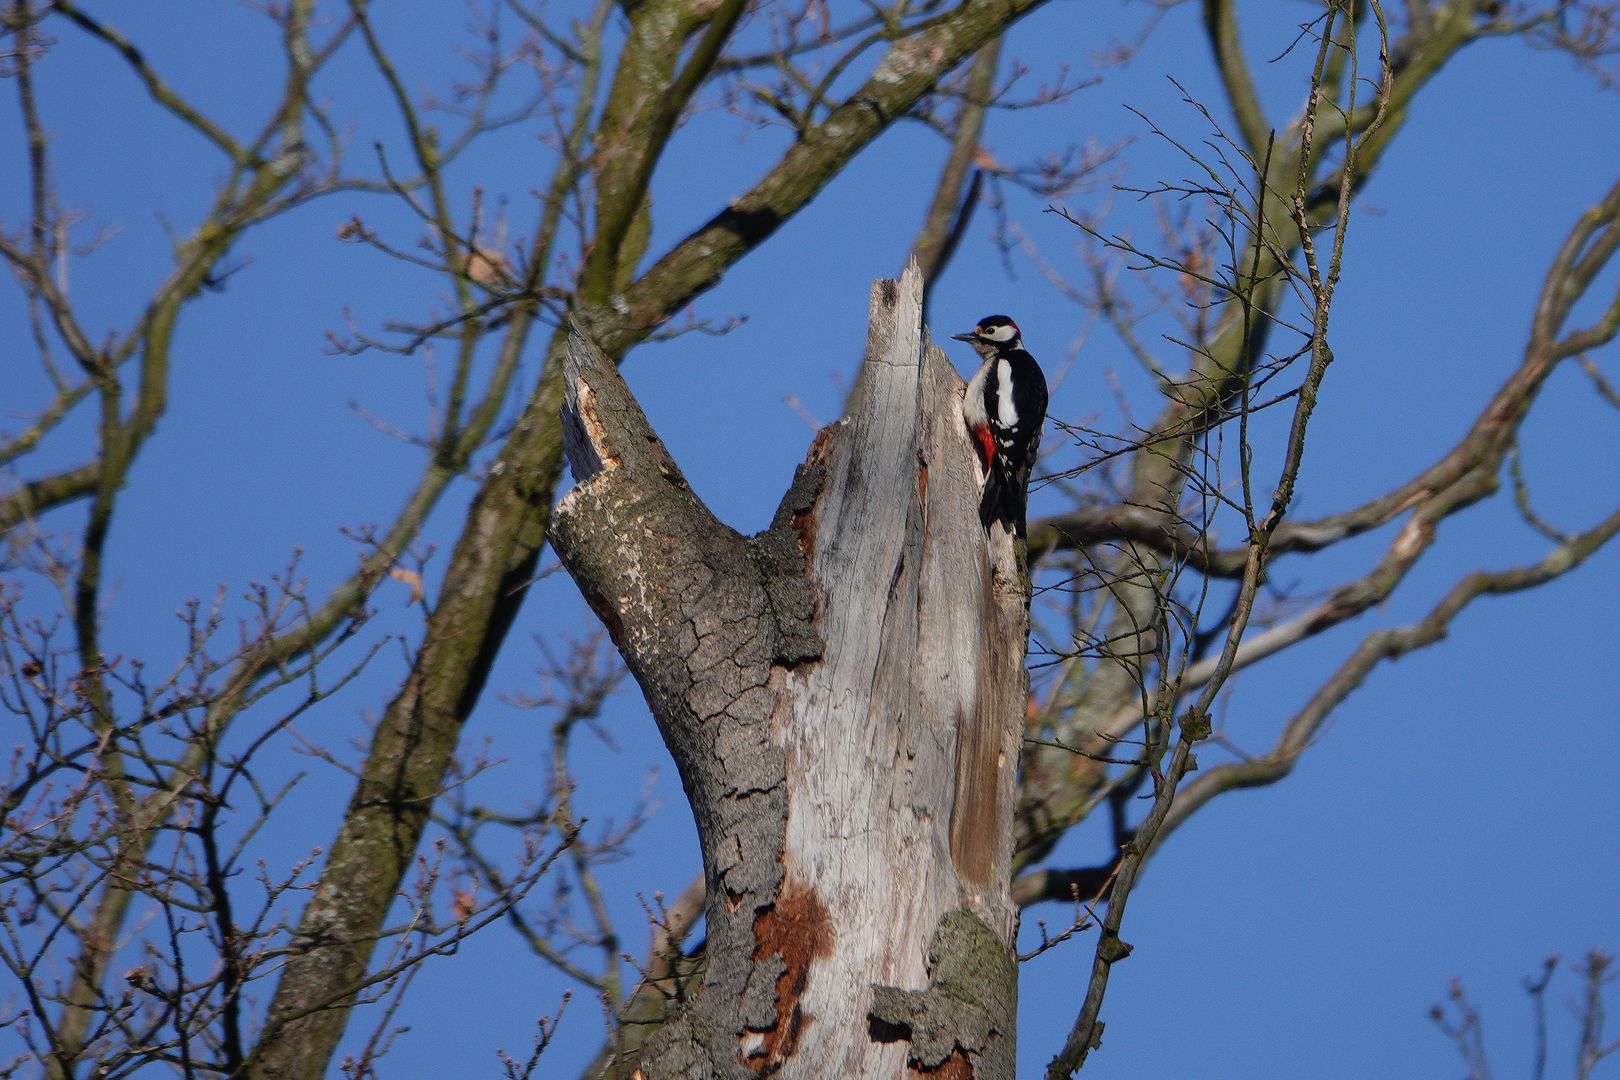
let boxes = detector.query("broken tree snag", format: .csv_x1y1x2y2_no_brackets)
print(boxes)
550,262,1029,1079
766,260,1025,1078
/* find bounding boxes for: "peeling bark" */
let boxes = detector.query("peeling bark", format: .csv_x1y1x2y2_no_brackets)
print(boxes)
551,262,1028,1079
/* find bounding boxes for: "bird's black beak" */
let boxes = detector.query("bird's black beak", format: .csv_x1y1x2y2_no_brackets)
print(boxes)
950,331,976,342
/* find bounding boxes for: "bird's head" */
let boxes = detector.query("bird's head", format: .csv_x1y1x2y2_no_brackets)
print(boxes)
951,314,1021,359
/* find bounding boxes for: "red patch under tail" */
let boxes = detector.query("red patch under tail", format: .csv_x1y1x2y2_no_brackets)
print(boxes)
971,425,996,471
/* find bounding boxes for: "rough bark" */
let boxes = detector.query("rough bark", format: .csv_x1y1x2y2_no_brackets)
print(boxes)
550,262,1029,1079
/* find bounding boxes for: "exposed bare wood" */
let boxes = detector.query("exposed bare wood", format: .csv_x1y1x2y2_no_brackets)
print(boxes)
550,263,1028,1078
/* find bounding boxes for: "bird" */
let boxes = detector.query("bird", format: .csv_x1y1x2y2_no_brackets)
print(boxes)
952,314,1048,538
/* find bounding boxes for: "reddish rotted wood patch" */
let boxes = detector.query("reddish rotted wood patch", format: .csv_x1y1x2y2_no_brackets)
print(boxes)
790,505,818,561
746,877,834,1074
912,1048,975,1079
790,428,836,559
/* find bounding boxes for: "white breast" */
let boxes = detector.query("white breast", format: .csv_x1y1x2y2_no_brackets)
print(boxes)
963,358,993,429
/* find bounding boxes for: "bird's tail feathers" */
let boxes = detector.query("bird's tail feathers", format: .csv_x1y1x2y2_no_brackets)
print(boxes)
978,462,1028,538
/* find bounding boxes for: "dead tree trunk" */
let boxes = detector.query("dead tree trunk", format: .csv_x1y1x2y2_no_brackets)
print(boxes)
550,262,1030,1079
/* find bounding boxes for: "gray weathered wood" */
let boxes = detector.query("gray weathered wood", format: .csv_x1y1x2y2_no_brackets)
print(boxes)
550,261,1029,1079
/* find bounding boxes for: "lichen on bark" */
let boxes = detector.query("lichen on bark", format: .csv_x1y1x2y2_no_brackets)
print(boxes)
868,909,1017,1077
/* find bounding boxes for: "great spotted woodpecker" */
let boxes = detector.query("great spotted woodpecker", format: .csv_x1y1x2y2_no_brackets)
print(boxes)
953,314,1048,538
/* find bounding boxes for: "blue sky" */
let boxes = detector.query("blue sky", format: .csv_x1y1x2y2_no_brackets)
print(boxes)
5,2,1619,1077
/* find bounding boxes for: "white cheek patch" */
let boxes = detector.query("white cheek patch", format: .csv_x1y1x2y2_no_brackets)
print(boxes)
983,323,1018,343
